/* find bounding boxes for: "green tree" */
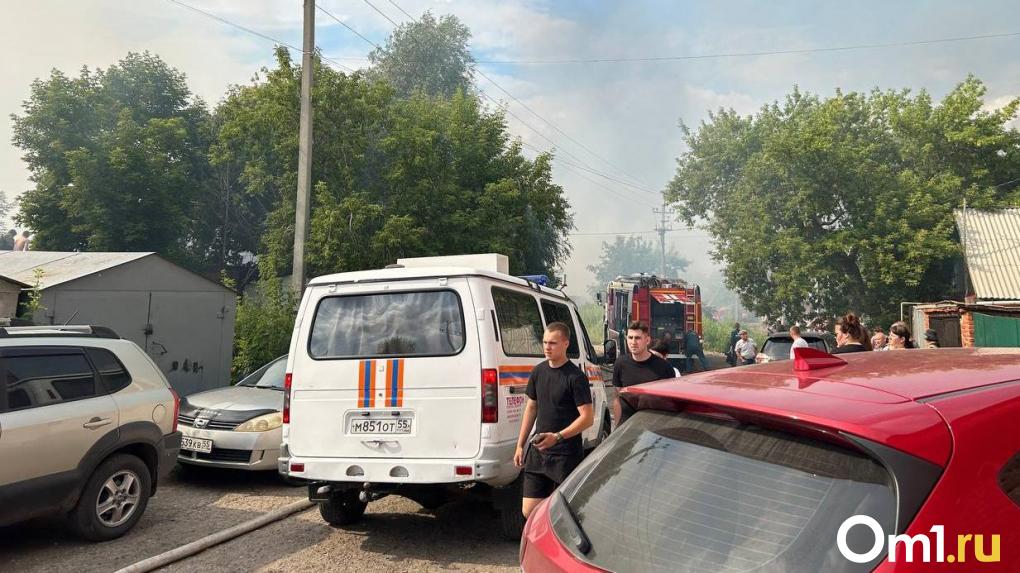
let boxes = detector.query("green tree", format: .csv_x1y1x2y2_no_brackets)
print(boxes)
586,235,689,297
668,77,1020,326
218,48,572,281
232,255,297,379
368,11,474,99
12,52,211,261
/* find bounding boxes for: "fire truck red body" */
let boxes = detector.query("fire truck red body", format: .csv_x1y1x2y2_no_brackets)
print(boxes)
603,274,702,368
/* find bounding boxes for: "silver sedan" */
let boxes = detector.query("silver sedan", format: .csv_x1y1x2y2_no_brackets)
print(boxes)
177,356,287,471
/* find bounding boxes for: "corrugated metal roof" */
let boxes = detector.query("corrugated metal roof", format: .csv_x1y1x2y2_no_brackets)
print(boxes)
955,208,1020,300
0,251,154,288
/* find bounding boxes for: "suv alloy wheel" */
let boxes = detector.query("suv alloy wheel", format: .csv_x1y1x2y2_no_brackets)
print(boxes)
68,454,152,541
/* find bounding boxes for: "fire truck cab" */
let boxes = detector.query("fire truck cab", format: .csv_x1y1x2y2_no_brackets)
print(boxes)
602,274,702,371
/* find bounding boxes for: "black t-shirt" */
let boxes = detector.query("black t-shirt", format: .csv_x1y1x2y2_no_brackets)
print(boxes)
831,344,868,354
613,353,676,388
525,360,593,456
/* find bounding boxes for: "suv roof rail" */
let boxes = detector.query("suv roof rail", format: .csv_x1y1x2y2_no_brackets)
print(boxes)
0,325,121,339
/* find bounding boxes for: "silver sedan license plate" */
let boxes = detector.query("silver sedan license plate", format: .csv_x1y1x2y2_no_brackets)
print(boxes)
181,436,213,453
348,417,413,435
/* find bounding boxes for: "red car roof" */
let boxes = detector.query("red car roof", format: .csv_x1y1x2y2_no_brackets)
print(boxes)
622,347,1020,467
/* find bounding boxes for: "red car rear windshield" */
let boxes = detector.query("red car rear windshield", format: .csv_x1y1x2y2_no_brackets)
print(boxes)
553,410,897,573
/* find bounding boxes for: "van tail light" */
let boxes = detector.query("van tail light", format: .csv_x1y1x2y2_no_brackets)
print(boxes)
283,373,293,424
170,388,180,433
482,368,499,423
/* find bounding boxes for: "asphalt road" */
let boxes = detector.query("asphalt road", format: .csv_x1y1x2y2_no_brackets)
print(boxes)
0,466,519,573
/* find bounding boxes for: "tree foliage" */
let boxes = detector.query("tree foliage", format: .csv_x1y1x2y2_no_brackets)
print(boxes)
231,255,297,380
12,52,211,262
217,48,572,281
368,11,474,99
586,235,689,297
668,77,1020,326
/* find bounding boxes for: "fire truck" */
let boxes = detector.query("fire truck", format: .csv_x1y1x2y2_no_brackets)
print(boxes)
601,274,702,370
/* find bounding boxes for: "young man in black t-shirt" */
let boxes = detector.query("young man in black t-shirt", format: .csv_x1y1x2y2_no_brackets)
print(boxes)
514,322,593,519
612,321,676,425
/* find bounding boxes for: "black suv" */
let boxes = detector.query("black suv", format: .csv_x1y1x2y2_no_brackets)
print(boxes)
756,330,836,363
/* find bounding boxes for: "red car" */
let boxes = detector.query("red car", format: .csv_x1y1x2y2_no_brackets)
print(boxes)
520,348,1019,572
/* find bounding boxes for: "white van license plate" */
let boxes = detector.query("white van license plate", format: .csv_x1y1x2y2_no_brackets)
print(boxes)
181,436,213,453
349,417,413,435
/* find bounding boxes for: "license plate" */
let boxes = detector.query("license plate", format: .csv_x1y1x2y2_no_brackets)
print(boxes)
348,417,413,435
181,436,213,453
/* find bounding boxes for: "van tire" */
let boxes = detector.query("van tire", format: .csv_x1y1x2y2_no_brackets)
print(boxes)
496,475,526,540
318,491,367,526
68,454,151,541
499,505,526,541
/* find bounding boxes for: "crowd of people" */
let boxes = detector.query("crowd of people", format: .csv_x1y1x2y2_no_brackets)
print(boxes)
725,313,941,365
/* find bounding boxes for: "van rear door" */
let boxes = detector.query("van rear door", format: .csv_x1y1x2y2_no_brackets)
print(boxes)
288,279,481,459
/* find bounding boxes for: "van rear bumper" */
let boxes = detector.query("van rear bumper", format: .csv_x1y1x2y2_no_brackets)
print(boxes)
281,439,519,487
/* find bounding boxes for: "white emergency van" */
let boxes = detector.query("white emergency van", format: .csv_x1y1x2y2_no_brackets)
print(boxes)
279,254,610,538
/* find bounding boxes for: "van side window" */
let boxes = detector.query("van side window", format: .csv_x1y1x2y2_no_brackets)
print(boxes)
573,308,599,360
1001,451,1020,507
492,287,544,357
540,300,579,358
2,351,98,412
86,348,132,394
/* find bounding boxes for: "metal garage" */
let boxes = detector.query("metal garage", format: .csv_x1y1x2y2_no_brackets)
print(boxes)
0,251,236,396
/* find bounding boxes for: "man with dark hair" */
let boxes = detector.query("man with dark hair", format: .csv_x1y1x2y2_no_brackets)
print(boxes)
514,322,593,519
0,229,16,250
612,321,675,424
727,322,741,366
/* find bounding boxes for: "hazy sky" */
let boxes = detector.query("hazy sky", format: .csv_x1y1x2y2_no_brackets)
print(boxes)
3,0,1019,303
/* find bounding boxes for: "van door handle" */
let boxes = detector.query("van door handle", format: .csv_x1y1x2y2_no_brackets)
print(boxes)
83,417,112,430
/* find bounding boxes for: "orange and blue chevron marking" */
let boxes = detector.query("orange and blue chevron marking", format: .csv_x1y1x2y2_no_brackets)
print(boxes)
384,359,405,407
499,364,533,386
358,360,376,408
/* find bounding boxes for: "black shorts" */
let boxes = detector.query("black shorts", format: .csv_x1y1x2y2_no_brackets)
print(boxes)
522,448,582,499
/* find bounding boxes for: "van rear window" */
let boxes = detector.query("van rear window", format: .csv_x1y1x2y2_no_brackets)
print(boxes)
309,290,465,359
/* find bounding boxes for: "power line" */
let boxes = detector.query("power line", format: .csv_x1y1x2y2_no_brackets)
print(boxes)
382,0,656,193
570,229,709,237
343,0,659,202
386,0,416,21
361,0,400,27
316,2,648,199
475,31,1020,65
518,141,659,206
317,4,380,49
164,0,355,73
472,66,654,190
478,84,660,197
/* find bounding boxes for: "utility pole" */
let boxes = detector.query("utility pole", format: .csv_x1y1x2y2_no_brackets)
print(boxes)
653,197,674,278
292,0,314,292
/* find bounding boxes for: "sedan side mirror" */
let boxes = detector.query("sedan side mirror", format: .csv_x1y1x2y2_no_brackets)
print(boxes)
603,339,618,364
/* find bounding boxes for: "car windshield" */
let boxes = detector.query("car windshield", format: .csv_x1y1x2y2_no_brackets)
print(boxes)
762,336,828,360
554,409,897,573
236,356,287,389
